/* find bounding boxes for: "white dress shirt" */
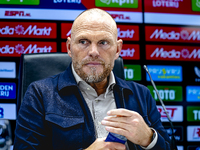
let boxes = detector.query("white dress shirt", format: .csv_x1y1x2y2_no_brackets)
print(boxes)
71,64,157,149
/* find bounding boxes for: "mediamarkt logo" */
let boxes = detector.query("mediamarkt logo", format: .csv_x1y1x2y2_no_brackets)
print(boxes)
146,45,200,61
117,25,139,41
0,41,57,57
118,28,134,38
0,25,52,35
120,48,135,57
150,29,200,41
0,22,56,38
1,44,52,54
120,44,140,60
146,26,200,43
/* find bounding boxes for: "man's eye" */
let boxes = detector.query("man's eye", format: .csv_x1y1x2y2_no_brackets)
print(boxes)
79,40,87,44
99,40,108,45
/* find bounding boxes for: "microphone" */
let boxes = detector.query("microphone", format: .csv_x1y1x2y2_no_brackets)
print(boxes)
143,65,178,150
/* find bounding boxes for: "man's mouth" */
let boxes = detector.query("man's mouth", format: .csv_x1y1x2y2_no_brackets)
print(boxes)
86,62,102,66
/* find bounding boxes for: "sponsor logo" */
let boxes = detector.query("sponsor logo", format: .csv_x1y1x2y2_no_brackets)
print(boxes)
120,44,140,60
147,86,182,102
0,0,39,5
146,26,200,43
0,41,57,57
124,65,141,81
157,105,183,122
195,66,200,82
152,0,183,8
164,126,183,141
53,0,81,4
95,0,138,8
117,25,139,41
146,65,182,82
0,62,16,78
5,11,31,17
118,28,134,38
0,83,16,99
110,14,130,20
61,23,72,39
146,45,200,61
192,0,200,12
187,126,200,141
0,22,56,38
186,86,200,102
188,146,200,150
187,106,200,121
0,103,16,120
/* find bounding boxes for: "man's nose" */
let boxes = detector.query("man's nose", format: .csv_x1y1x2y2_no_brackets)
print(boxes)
88,43,99,57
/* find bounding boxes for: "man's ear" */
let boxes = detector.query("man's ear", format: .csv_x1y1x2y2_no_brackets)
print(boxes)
115,39,123,60
66,37,72,57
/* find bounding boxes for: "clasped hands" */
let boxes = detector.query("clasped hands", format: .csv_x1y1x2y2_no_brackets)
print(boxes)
86,108,153,150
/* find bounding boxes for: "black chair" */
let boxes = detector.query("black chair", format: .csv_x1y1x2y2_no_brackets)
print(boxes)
17,52,125,113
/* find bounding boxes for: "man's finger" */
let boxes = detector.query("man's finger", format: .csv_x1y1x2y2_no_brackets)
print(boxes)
103,115,129,124
107,108,137,117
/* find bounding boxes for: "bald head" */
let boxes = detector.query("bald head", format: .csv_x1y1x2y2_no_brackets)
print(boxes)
66,8,123,86
71,8,118,40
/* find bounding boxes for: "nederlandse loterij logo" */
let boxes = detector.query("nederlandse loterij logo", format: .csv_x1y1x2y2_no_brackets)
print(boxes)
0,0,39,5
95,0,138,8
0,82,16,99
192,0,200,11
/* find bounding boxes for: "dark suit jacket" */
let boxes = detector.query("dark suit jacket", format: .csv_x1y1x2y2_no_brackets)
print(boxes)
14,64,171,150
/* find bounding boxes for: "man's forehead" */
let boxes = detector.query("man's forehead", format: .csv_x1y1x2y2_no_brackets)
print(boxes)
71,12,117,38
74,8,115,24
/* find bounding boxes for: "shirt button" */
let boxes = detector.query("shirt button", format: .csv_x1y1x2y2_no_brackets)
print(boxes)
87,88,90,90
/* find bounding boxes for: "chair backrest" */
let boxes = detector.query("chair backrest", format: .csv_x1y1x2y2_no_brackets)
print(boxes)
17,53,125,113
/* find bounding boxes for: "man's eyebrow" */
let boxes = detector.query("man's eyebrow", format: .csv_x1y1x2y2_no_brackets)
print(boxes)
75,35,113,41
76,35,88,39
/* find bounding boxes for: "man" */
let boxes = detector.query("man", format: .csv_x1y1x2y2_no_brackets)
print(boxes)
14,8,171,150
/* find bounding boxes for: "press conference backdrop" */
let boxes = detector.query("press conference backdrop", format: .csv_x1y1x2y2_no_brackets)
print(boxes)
0,0,200,149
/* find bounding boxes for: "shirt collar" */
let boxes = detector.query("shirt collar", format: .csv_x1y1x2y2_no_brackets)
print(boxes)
71,63,116,97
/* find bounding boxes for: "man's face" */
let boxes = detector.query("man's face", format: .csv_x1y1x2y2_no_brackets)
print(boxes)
67,13,122,83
